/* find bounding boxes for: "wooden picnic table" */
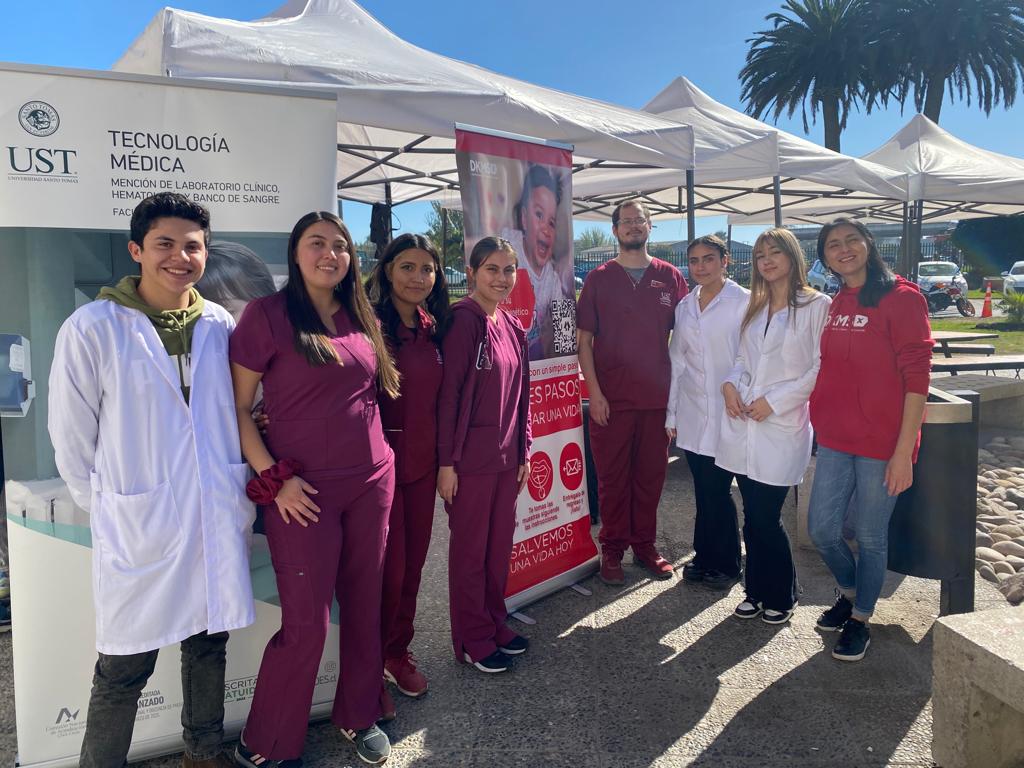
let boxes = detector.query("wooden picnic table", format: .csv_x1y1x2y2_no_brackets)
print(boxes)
930,354,1024,377
932,330,1000,358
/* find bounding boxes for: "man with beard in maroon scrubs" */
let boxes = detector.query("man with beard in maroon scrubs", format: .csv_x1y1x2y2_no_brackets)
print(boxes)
577,199,688,585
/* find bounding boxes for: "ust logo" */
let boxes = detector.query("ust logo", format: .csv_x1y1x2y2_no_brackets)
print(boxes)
7,147,77,175
853,314,869,328
55,707,79,725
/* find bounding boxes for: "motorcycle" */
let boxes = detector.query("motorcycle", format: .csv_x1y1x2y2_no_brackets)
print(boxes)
924,282,976,317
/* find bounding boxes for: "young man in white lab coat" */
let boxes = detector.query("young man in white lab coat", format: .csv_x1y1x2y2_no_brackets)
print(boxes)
48,192,255,768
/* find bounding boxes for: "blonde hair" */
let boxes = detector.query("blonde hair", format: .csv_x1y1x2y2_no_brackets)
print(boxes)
741,228,816,333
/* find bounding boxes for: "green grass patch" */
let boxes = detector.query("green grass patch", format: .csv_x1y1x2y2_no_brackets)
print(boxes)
930,316,1024,355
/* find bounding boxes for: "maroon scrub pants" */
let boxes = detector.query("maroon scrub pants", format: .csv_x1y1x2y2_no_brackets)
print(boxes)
243,460,394,760
590,408,670,557
446,467,520,662
381,469,437,661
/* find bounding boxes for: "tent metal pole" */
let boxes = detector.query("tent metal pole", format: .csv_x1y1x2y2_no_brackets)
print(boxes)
727,224,732,247
900,201,910,276
773,175,782,228
440,207,449,268
686,171,695,242
337,198,343,219
910,200,923,279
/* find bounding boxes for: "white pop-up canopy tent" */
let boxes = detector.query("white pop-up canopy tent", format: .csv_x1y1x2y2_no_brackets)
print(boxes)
113,0,698,207
572,77,908,227
728,114,1024,226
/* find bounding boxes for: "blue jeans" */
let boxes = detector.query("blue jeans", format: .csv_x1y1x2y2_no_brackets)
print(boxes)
808,446,899,619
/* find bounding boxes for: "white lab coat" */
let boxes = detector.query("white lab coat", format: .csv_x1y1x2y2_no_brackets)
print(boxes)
666,279,749,457
715,291,832,487
48,299,256,655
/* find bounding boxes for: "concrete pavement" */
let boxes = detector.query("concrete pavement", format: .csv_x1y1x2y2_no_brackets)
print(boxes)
0,452,1011,767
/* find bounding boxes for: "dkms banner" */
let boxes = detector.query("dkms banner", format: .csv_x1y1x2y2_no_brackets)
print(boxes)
1,65,338,767
455,125,598,609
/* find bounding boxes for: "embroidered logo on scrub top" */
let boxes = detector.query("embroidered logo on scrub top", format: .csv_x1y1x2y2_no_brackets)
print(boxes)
659,291,672,307
649,280,666,289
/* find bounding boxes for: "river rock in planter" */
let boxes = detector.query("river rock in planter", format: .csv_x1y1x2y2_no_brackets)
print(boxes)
976,531,994,548
978,514,1010,525
992,524,1024,538
976,546,1006,563
1004,555,1024,570
992,540,1024,558
1000,573,1024,605
979,564,999,583
994,560,1017,576
991,532,1012,543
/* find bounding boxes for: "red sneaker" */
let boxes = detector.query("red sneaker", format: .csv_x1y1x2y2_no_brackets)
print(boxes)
379,684,396,722
384,652,429,697
634,548,674,580
599,552,625,585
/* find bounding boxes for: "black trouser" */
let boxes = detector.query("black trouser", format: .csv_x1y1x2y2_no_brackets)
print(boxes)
736,475,798,611
684,451,741,578
79,631,229,767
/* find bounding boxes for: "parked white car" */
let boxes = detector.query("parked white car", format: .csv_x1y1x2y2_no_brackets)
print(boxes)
916,261,968,295
807,259,840,295
1002,261,1024,294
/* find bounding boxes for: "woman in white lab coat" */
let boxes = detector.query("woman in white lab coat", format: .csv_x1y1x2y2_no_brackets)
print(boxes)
716,228,831,625
666,235,749,591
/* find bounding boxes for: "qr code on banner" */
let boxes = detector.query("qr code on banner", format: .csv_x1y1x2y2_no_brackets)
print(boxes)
552,298,577,356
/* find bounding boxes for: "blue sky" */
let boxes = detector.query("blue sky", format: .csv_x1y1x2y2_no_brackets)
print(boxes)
2,0,1020,245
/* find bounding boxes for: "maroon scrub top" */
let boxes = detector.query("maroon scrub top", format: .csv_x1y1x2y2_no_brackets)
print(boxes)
437,299,526,476
230,291,391,475
576,258,687,411
378,307,444,485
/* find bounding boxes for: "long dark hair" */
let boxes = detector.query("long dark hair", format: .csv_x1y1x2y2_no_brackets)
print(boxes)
365,233,451,346
284,211,400,398
817,218,895,308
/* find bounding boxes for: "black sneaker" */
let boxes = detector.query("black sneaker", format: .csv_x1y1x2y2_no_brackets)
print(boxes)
702,569,741,591
733,599,763,619
682,561,706,583
340,724,391,765
498,635,529,655
832,619,871,662
463,650,511,673
817,592,854,632
235,738,304,768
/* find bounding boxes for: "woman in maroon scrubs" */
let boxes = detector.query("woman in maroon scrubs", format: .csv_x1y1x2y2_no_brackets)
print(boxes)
230,212,400,767
437,236,532,675
365,234,449,707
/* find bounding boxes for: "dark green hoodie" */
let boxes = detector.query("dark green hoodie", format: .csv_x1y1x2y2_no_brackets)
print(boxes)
98,276,205,402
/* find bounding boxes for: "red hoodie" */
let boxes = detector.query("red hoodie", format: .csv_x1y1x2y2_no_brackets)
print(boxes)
809,276,933,462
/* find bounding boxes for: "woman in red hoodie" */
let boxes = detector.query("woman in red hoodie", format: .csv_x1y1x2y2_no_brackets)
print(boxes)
437,235,532,675
808,218,932,663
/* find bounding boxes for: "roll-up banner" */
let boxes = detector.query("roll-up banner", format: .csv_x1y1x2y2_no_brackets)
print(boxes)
1,64,338,767
455,125,599,610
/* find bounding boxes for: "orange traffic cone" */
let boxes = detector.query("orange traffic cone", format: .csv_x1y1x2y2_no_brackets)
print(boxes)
981,282,993,318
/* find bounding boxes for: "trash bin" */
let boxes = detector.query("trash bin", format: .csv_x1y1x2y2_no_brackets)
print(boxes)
581,400,599,523
887,388,979,616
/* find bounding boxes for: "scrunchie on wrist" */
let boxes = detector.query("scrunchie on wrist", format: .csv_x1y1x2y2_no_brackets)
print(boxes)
246,459,303,504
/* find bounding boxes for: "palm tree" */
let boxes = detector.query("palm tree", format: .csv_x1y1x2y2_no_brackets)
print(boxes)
873,0,1024,123
740,0,872,152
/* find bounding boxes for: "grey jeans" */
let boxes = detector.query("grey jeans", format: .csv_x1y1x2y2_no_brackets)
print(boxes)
79,631,229,767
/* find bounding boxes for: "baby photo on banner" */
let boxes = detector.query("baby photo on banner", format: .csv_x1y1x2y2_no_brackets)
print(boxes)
455,125,598,607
